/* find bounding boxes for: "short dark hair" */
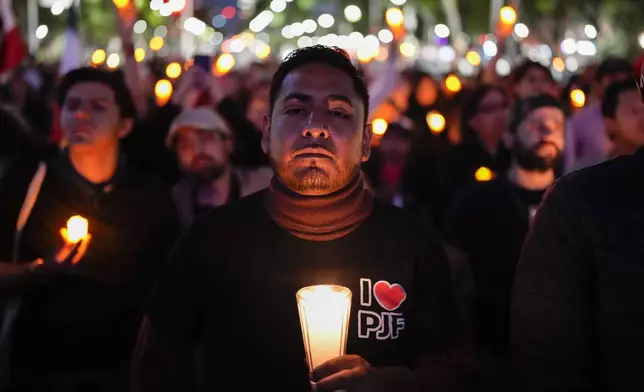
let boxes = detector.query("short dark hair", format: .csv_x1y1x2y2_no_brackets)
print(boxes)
602,79,638,119
513,60,554,84
56,67,137,119
269,45,369,122
596,57,632,83
509,95,564,134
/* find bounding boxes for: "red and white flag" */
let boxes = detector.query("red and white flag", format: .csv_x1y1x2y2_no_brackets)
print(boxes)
0,0,28,75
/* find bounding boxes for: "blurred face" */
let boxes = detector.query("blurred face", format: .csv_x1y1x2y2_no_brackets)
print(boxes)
513,106,565,171
61,82,131,152
607,90,644,151
246,85,270,131
469,89,509,144
263,63,370,196
515,67,555,98
175,127,233,182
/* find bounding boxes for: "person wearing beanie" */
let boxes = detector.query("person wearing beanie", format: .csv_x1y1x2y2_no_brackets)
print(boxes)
0,67,179,390
166,107,272,231
443,95,565,392
511,61,644,392
133,46,464,392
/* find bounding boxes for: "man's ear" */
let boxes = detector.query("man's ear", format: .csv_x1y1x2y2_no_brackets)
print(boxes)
118,118,134,139
361,124,372,162
604,117,618,141
261,114,271,155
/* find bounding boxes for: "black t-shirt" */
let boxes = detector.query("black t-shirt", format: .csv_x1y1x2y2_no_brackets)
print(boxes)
442,138,512,200
0,154,179,373
443,176,545,352
147,191,462,390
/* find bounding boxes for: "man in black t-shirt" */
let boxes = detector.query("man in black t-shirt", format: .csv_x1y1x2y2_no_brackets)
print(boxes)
443,95,565,391
132,46,463,392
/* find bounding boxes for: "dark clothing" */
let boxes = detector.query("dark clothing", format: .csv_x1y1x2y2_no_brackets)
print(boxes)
444,176,545,354
512,148,644,391
443,138,511,203
217,97,269,168
122,104,182,185
144,191,462,390
0,153,179,390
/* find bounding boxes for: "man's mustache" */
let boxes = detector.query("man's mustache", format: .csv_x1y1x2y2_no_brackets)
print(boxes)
190,153,217,165
290,142,336,156
534,141,560,152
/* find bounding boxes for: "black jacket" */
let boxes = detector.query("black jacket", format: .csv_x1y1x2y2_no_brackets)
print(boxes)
511,148,644,391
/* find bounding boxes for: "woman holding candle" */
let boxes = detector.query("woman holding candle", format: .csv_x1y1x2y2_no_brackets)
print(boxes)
133,46,464,392
0,67,179,391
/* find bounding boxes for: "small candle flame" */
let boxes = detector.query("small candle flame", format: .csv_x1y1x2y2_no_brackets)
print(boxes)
66,215,88,244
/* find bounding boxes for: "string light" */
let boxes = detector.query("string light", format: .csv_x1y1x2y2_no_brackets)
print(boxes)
444,74,462,93
91,49,106,65
134,48,146,62
166,62,182,79
149,36,164,51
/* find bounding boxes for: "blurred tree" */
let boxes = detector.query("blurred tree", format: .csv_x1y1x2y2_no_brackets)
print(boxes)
16,0,644,60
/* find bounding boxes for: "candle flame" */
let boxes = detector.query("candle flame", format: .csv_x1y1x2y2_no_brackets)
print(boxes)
66,215,88,244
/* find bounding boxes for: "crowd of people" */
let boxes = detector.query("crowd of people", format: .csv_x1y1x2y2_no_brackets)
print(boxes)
0,36,644,392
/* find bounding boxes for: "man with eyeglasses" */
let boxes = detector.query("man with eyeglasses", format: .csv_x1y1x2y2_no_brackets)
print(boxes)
444,95,565,392
511,62,644,391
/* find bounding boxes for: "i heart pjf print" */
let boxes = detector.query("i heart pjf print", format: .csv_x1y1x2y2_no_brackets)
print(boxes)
357,278,406,340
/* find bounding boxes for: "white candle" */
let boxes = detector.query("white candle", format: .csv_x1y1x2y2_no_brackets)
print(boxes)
296,285,352,371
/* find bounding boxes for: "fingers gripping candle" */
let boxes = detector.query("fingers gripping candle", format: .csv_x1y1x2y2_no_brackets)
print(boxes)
296,285,352,371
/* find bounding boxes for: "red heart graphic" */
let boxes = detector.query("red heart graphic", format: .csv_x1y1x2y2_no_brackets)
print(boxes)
373,280,407,311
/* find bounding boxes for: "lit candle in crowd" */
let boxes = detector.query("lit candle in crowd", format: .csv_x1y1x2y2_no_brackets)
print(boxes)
296,285,352,371
66,215,89,244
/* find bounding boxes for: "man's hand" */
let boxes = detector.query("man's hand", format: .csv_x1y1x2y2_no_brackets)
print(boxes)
310,355,372,392
30,232,92,275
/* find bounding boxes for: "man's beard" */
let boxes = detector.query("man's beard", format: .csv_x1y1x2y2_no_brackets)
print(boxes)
186,157,227,183
270,156,358,196
512,140,562,172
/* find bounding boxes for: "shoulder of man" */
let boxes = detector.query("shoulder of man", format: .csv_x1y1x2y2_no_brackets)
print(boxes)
184,190,267,238
555,151,638,200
